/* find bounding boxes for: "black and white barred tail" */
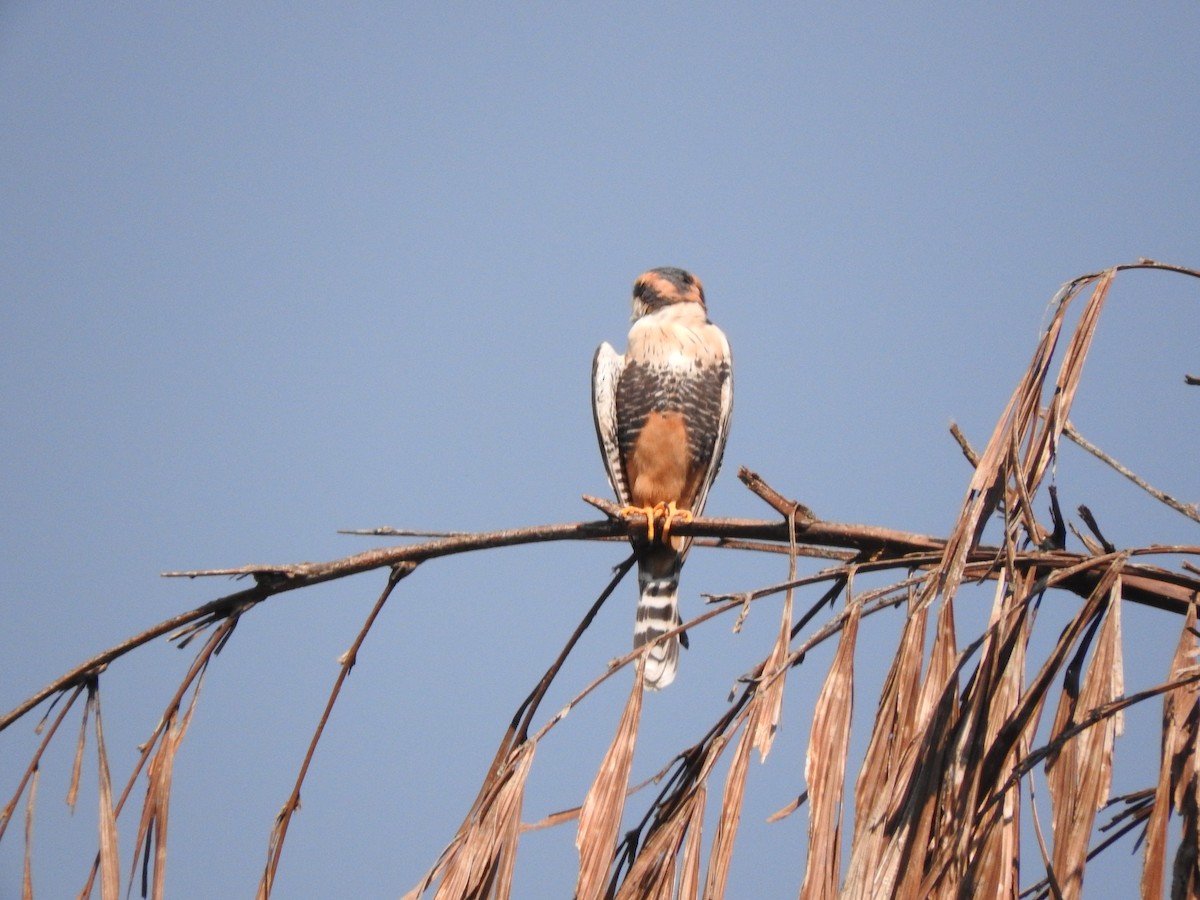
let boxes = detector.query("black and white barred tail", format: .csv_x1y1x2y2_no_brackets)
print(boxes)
634,547,684,690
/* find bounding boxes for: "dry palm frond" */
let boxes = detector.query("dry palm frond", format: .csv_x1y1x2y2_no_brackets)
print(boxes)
677,782,707,899
840,263,1190,899
749,515,801,763
966,570,1031,897
76,615,245,900
433,742,535,900
575,664,644,900
612,780,706,900
1045,576,1123,899
67,684,92,814
127,663,208,900
613,699,740,899
881,595,962,899
90,681,121,900
702,716,754,900
23,765,37,900
400,736,537,900
1141,604,1200,899
798,601,860,900
842,582,933,896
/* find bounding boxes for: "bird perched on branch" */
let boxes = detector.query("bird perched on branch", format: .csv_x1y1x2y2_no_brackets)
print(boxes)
592,268,733,689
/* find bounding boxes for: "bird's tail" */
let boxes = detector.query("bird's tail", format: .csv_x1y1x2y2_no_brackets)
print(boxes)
634,546,684,690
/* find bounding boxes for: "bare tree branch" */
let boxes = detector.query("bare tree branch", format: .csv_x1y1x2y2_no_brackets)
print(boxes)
1064,420,1200,524
6,486,1198,736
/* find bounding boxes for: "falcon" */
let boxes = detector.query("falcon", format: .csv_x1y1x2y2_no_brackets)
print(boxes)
592,267,733,689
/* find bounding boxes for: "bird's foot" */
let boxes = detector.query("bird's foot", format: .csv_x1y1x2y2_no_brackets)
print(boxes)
656,501,693,542
619,505,660,541
619,502,693,542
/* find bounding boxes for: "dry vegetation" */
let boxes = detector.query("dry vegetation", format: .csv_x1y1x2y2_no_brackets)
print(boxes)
2,261,1198,899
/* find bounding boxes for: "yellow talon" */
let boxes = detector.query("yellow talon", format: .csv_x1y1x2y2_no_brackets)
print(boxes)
658,501,693,542
619,505,659,541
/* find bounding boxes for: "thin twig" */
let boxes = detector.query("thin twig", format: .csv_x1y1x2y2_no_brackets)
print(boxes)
1064,420,1200,524
338,527,472,538
259,562,416,898
513,554,636,743
950,421,981,468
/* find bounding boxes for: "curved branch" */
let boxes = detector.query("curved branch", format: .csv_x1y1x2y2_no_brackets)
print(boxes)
5,471,1197,734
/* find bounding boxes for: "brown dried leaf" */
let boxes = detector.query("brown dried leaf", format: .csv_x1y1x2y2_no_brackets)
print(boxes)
703,722,753,900
148,729,178,900
842,590,956,900
1047,579,1123,899
521,804,582,832
405,727,520,898
1142,604,1199,899
128,668,208,900
432,741,535,900
919,595,962,746
9,687,86,848
919,559,1118,898
750,523,799,762
884,594,961,899
617,729,725,900
23,766,38,900
930,270,1111,609
799,602,859,900
766,791,806,824
843,591,930,893
750,589,793,762
971,557,1118,801
488,745,535,900
1173,751,1199,900
934,568,1032,897
972,575,1031,897
575,666,644,900
91,686,121,900
615,785,704,900
677,784,706,900
1027,270,1112,493
67,690,91,814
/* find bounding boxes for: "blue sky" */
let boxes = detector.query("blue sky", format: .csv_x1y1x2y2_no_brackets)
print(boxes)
2,4,1198,897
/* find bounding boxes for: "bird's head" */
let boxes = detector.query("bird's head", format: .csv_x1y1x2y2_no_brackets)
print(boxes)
631,267,706,319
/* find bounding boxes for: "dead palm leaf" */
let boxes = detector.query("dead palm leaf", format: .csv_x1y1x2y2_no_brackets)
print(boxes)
575,663,644,900
421,740,535,900
89,682,121,900
127,665,208,900
798,601,860,900
22,766,37,900
1141,604,1199,899
702,720,753,900
1046,578,1123,899
842,586,932,896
